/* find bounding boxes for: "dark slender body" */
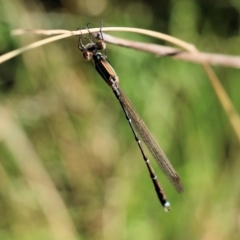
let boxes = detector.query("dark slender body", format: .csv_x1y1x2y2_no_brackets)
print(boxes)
93,51,171,210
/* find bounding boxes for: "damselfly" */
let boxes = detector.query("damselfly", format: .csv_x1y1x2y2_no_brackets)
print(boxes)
77,25,183,211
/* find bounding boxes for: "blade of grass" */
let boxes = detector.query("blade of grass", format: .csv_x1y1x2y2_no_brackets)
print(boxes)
0,106,79,240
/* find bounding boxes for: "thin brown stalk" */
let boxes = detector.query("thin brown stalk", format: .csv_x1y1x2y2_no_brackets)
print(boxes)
201,64,240,141
100,33,240,69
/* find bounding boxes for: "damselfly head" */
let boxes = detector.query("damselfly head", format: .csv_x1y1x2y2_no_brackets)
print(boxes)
83,50,93,60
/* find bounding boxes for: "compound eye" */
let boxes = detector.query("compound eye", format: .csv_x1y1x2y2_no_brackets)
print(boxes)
96,40,106,51
83,50,93,60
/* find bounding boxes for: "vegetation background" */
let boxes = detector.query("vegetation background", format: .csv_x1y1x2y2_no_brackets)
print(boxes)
0,0,240,239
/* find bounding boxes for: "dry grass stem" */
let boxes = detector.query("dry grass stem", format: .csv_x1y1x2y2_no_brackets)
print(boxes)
2,27,239,142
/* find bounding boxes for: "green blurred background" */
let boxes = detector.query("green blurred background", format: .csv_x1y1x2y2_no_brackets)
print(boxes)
0,0,240,239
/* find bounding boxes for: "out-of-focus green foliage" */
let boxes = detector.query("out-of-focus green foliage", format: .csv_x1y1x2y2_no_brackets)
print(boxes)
0,0,240,240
